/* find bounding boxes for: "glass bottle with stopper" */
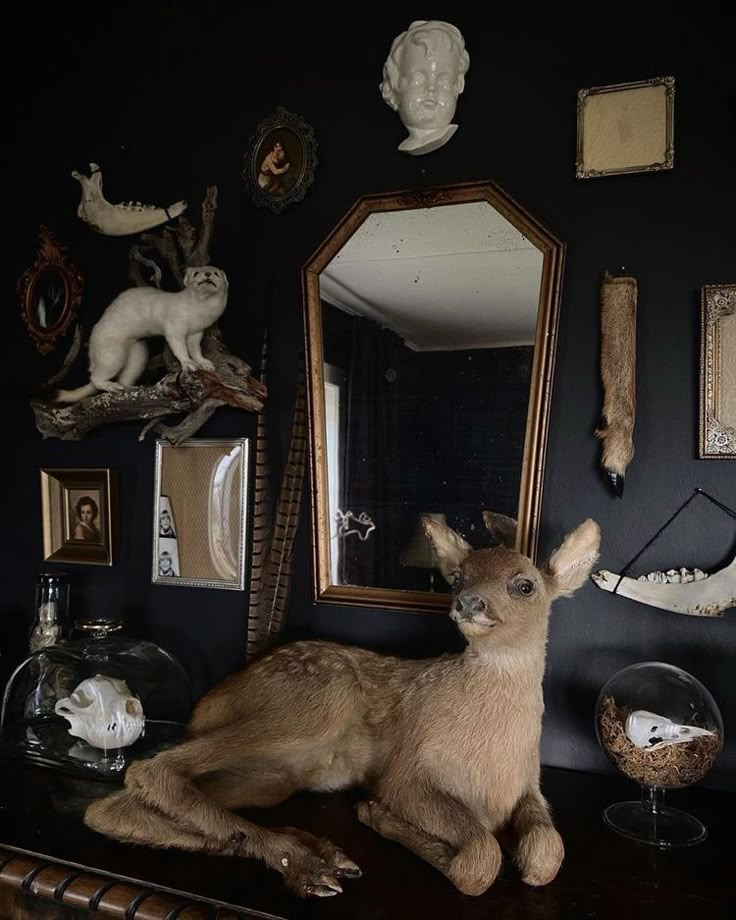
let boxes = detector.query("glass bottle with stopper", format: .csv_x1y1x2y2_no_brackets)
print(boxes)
29,572,70,653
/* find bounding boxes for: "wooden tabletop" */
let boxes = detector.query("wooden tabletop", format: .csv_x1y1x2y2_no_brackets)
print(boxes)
0,758,731,919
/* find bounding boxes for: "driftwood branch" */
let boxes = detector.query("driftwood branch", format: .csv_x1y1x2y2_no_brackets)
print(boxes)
30,186,266,443
136,229,185,286
31,327,266,443
189,186,217,265
133,185,217,284
42,325,84,389
128,246,163,288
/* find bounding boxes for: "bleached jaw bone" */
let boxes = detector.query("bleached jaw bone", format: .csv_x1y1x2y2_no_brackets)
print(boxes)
71,163,187,236
591,555,736,617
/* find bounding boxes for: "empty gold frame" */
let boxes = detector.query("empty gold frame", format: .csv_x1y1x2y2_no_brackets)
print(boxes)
700,285,736,458
303,182,565,612
576,77,675,179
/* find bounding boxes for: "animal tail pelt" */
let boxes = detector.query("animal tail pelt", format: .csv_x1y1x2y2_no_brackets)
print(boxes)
54,383,98,404
595,271,637,497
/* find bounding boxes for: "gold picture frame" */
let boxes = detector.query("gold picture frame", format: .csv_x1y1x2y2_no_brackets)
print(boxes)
700,285,736,458
40,469,117,565
576,76,675,179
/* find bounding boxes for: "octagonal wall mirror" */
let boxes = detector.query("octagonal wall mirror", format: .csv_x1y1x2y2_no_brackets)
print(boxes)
303,182,564,612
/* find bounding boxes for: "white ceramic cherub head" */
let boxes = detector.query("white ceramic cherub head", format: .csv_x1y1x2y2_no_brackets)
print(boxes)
380,20,470,155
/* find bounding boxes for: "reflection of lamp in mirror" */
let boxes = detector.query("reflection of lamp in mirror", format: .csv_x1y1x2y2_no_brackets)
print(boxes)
400,513,445,591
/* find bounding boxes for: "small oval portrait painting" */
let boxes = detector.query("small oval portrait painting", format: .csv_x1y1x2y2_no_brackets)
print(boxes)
256,129,303,199
244,107,318,213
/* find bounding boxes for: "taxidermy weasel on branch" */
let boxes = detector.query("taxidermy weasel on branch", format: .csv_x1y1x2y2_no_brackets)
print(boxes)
55,266,228,404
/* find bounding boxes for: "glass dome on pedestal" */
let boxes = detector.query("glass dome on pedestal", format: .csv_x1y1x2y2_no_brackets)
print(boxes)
0,618,192,779
595,661,723,847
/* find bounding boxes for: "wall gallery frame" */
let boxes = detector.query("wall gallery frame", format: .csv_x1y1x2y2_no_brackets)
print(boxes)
40,468,117,566
152,439,250,590
242,107,318,213
18,227,84,354
576,76,675,179
700,285,736,458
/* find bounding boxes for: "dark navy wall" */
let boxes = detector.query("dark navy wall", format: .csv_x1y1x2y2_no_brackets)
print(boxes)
1,6,734,790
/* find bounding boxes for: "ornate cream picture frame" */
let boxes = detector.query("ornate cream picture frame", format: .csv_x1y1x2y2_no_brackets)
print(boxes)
576,76,675,179
700,285,736,458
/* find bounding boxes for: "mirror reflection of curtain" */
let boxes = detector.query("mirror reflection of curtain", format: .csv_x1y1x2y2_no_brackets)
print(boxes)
342,318,403,587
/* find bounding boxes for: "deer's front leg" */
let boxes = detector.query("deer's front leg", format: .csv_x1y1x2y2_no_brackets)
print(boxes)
358,790,502,896
510,789,564,886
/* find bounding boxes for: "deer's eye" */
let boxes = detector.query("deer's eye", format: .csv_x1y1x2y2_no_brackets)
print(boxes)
512,578,536,598
448,570,464,590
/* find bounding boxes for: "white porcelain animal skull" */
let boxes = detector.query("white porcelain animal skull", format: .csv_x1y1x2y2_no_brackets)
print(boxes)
624,710,715,751
55,674,144,750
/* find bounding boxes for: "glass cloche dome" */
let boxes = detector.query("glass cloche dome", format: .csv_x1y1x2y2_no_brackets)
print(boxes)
595,661,723,847
0,618,192,778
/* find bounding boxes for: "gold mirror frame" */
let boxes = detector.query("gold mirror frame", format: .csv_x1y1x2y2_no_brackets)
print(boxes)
302,181,565,612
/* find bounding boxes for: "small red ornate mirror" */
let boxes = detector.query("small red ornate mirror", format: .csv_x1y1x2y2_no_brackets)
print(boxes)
18,226,84,354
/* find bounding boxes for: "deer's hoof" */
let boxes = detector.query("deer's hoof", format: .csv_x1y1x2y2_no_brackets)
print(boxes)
518,826,564,887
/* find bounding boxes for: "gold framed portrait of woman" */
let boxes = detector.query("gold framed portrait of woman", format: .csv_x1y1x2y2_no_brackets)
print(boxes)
40,468,117,566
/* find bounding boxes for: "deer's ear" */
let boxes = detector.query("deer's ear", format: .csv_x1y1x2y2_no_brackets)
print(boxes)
482,511,518,548
422,517,471,579
543,519,601,599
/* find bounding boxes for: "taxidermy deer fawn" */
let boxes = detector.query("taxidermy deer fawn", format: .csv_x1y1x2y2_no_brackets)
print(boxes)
85,514,600,898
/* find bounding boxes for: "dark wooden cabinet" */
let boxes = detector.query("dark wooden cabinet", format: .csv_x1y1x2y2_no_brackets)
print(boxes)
0,759,731,918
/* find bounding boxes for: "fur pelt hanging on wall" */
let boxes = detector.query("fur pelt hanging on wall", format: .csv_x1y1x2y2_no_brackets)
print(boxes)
596,271,637,496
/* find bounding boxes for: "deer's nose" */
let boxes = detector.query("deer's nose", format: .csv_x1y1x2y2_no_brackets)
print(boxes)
454,593,487,618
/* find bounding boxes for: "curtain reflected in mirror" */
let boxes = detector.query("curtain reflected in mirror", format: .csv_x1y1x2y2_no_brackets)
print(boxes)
304,184,563,611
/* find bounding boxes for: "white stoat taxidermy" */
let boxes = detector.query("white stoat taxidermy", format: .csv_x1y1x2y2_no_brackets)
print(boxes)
71,163,187,236
55,267,228,404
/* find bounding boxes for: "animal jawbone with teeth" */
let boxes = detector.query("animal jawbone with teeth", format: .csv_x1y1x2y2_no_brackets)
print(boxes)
591,556,736,617
71,163,187,236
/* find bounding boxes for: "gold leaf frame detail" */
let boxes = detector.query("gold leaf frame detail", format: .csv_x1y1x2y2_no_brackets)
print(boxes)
700,284,736,459
575,76,675,179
